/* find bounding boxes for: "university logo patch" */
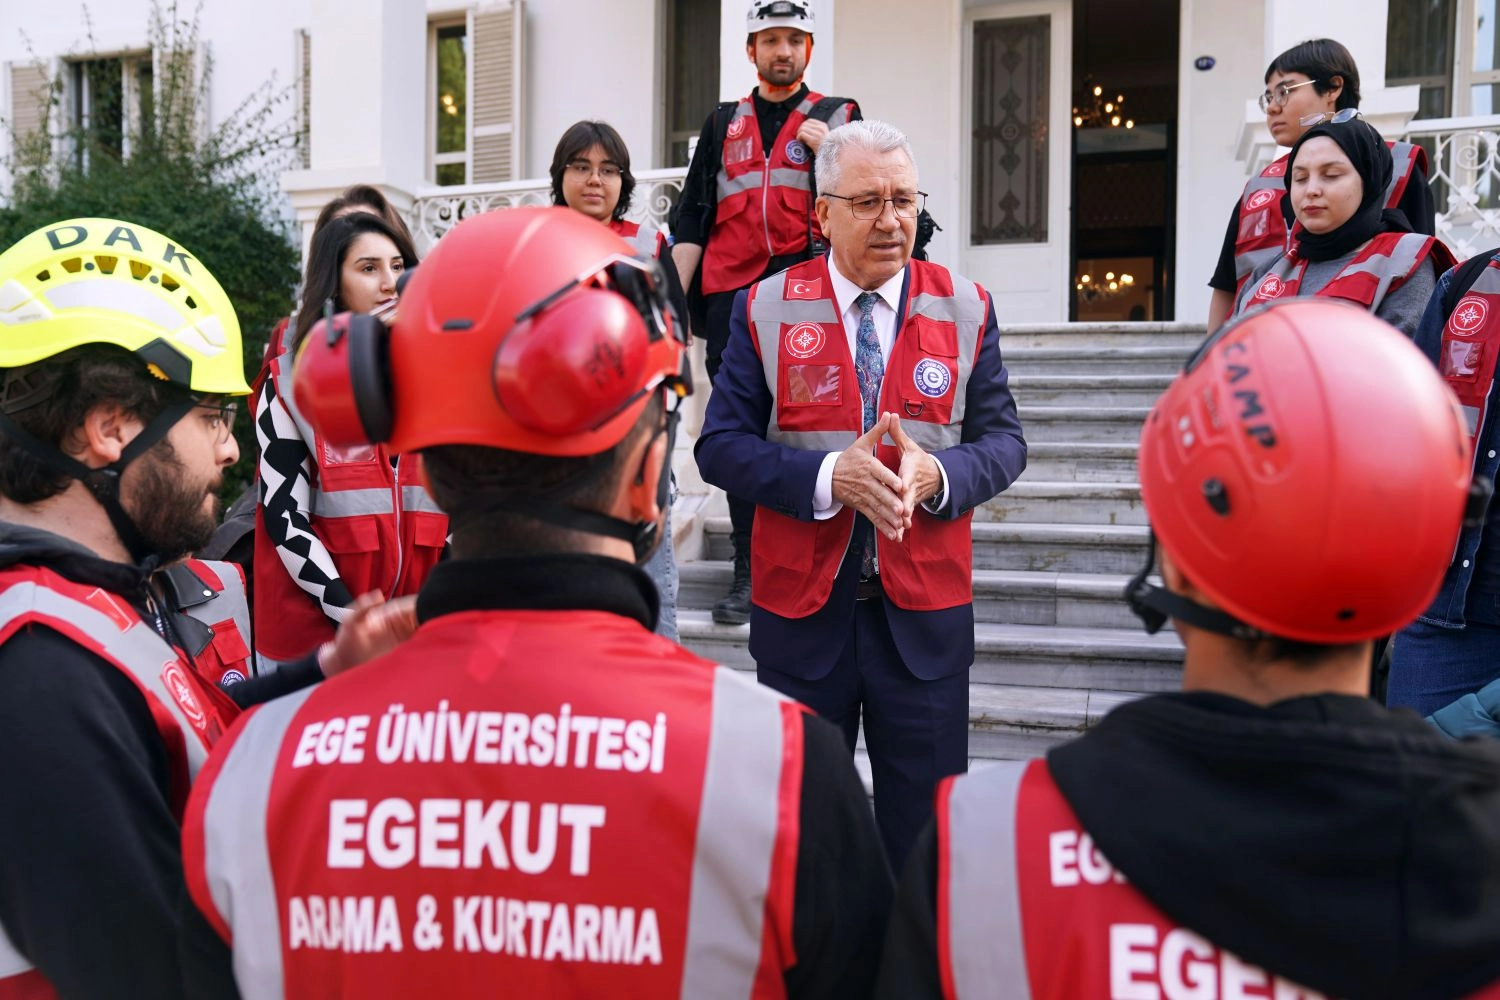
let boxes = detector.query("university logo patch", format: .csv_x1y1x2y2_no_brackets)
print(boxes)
220,669,248,686
787,277,823,300
1245,188,1277,211
785,140,809,164
914,358,952,398
726,116,748,139
1256,274,1286,299
785,323,825,359
1452,296,1489,336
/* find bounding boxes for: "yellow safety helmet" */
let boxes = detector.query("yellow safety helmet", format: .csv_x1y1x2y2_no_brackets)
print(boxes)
0,217,250,395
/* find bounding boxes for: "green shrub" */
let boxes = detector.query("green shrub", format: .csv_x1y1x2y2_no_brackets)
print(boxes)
0,1,302,501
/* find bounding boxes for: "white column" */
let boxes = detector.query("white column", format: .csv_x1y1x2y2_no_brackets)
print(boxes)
280,0,428,252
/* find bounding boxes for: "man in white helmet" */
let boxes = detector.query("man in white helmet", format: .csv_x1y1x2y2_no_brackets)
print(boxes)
672,0,863,625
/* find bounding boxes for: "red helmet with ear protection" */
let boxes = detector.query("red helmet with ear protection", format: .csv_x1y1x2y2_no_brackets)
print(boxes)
1136,298,1475,643
293,206,691,458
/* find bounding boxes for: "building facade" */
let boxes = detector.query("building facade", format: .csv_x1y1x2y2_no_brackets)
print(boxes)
5,0,1500,328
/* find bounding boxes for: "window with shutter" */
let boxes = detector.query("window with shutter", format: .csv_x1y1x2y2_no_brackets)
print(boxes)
5,61,54,165
471,1,522,184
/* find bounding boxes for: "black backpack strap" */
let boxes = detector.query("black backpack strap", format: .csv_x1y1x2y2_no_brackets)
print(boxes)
1442,250,1498,318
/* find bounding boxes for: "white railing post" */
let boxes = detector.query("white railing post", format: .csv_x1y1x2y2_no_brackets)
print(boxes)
1401,115,1500,259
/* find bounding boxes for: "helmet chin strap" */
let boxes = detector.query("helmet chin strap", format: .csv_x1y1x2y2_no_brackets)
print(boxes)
1124,531,1270,641
0,401,195,568
453,401,681,566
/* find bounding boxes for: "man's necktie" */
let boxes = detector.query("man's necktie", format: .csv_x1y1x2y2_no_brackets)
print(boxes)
854,292,883,578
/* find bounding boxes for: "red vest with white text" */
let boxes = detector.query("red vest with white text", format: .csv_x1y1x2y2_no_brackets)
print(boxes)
183,609,805,998
746,257,985,618
0,564,239,1000
1232,141,1428,293
254,346,448,660
1438,260,1500,468
700,91,854,295
1236,231,1455,317
175,559,254,686
936,759,1500,1000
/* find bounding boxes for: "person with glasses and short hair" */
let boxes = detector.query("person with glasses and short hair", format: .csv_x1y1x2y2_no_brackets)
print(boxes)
696,119,1028,873
1205,38,1435,332
550,120,692,642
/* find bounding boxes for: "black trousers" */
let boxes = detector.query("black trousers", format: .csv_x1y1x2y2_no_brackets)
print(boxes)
704,289,755,558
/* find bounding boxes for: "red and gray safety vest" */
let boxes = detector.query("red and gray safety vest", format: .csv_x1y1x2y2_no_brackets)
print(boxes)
0,564,240,1000
1235,231,1454,317
937,759,1335,999
745,256,988,618
610,218,668,260
700,91,854,295
1438,259,1500,472
1232,142,1428,293
183,609,806,997
175,559,254,686
253,343,448,660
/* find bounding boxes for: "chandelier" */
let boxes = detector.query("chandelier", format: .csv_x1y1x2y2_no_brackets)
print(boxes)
1073,78,1134,129
1075,269,1135,302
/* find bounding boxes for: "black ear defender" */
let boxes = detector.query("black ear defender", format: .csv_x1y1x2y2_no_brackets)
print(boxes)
345,312,395,443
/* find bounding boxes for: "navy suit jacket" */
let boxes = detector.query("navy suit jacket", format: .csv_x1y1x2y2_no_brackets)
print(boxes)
694,263,1027,681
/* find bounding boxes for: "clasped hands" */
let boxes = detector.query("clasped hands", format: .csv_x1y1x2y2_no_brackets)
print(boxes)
830,413,941,542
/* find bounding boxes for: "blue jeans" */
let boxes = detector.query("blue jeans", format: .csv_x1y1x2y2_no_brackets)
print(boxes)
1387,618,1500,717
644,482,679,642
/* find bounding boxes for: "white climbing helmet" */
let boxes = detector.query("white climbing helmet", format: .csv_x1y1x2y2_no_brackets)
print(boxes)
747,0,815,35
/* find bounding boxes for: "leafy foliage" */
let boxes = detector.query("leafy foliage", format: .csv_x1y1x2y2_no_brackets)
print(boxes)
0,1,302,499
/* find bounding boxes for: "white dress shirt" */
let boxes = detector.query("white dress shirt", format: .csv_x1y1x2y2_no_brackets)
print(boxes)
811,260,950,518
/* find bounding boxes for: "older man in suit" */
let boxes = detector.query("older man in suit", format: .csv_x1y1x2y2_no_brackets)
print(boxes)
696,119,1027,868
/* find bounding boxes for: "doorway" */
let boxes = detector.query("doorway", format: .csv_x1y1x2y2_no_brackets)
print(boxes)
1068,0,1179,321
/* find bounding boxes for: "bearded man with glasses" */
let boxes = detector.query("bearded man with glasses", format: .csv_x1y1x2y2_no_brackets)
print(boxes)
697,119,1028,872
1204,38,1435,333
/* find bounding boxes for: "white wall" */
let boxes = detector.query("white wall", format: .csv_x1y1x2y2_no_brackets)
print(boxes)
831,0,962,268
1264,0,1389,90
0,0,305,197
523,0,660,175
1174,0,1265,321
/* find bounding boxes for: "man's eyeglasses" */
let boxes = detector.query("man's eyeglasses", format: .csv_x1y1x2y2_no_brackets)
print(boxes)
1298,107,1362,128
823,191,928,220
567,160,622,181
1258,78,1319,112
196,401,238,445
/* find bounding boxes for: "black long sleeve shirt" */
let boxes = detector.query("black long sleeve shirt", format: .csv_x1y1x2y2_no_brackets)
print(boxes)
0,523,318,999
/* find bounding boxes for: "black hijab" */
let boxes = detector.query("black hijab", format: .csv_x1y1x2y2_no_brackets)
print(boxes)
1284,118,1411,261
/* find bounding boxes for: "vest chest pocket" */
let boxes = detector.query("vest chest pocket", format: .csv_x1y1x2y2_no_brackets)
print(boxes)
313,514,385,598
1443,339,1484,380
900,317,960,425
207,620,251,677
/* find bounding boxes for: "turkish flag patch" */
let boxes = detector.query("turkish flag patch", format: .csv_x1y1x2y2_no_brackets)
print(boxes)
786,277,823,300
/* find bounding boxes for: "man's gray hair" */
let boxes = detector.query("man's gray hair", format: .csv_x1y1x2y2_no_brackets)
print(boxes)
814,119,916,194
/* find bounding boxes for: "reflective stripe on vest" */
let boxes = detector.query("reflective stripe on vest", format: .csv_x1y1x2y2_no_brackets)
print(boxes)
1237,232,1437,315
199,687,315,1000
189,631,798,997
183,560,253,658
938,760,1033,1000
1438,260,1500,468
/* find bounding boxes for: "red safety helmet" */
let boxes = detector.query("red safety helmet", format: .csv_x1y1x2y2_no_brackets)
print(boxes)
294,206,691,458
1129,298,1477,644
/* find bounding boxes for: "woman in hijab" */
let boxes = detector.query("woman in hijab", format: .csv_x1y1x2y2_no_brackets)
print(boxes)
1232,114,1455,336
